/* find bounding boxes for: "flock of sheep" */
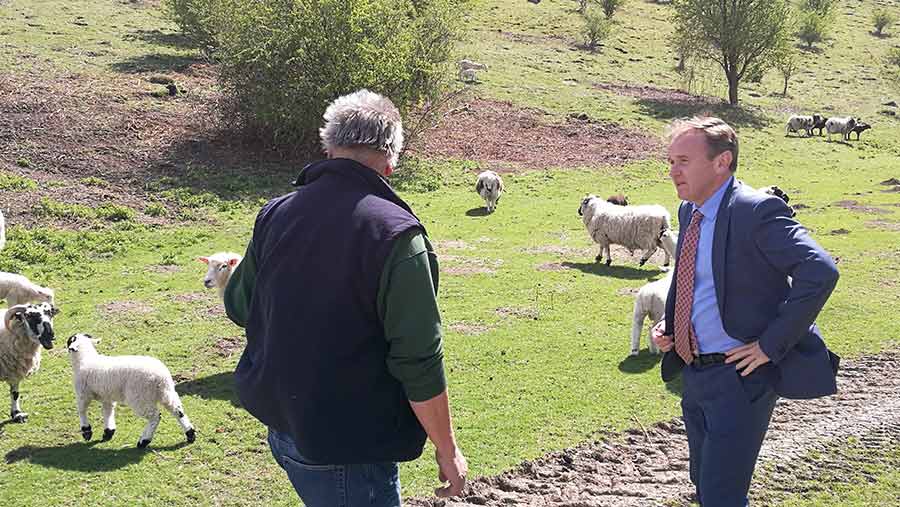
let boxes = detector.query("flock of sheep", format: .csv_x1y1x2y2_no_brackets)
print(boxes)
786,113,871,142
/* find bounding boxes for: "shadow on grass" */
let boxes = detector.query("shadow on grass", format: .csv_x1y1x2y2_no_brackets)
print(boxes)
635,98,771,129
110,53,205,74
123,29,197,50
618,350,662,374
5,440,190,471
466,207,490,217
561,261,663,280
178,372,242,407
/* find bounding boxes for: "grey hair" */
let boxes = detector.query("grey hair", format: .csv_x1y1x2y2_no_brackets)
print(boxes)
667,116,739,172
319,89,404,167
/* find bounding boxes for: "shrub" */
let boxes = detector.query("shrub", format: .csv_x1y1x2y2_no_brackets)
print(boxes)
145,203,167,217
0,172,38,191
213,0,459,150
873,8,896,36
797,12,827,48
163,0,222,55
888,47,900,69
96,204,136,222
600,0,626,19
582,8,612,50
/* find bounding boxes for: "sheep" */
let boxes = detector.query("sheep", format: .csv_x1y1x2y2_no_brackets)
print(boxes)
198,252,242,299
1,303,58,423
785,114,815,136
0,272,55,307
475,170,504,212
458,59,487,77
760,185,796,217
460,68,479,83
577,195,674,267
66,333,196,448
811,114,827,136
630,272,673,356
824,116,857,142
849,121,871,140
606,193,629,206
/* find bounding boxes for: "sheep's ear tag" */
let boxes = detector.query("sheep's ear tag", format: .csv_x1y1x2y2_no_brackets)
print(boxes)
198,257,209,264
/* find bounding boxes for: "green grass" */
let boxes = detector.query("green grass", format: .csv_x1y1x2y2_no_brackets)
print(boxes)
1,0,900,505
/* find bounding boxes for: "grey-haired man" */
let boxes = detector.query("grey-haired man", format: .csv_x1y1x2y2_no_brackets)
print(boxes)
225,89,467,506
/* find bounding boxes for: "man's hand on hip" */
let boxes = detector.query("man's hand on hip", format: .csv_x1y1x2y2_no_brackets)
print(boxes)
434,446,467,498
651,320,673,352
725,341,771,376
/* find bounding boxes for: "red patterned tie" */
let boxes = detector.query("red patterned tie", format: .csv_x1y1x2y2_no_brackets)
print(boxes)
674,209,704,365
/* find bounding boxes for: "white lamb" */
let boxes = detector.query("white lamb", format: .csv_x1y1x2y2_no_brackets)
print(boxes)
460,68,479,83
0,303,58,423
630,272,672,356
475,170,504,212
198,252,242,299
0,272,55,307
824,116,857,142
66,333,196,448
458,59,487,80
577,195,675,267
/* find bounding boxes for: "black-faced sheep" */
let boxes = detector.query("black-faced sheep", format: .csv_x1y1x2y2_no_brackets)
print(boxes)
578,195,674,267
849,121,871,140
825,116,857,142
475,171,504,213
759,185,796,217
1,303,58,423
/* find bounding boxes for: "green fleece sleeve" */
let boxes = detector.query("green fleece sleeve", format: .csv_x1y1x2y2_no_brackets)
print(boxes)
224,240,257,328
378,229,447,402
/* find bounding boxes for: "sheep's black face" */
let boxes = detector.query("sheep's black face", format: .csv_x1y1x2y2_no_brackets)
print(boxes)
18,302,58,349
578,196,592,216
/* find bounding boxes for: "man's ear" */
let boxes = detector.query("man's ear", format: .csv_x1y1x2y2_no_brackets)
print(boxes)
714,151,733,175
198,257,209,264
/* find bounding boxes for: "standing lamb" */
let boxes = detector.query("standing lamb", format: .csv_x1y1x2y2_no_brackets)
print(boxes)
1,303,58,423
458,59,487,78
630,272,673,356
760,185,796,217
475,170,504,212
577,195,674,267
198,252,242,299
0,272,55,307
824,116,857,142
66,333,196,448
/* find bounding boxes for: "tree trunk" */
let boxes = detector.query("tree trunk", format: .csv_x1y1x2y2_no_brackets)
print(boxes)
782,75,789,96
727,73,739,105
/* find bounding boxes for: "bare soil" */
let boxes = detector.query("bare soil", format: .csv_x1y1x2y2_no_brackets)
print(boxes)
594,83,724,106
409,349,900,507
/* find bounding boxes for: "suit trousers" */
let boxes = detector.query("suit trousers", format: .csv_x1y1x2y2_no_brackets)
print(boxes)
681,362,778,506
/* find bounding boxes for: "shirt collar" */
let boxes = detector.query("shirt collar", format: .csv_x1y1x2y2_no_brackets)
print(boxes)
692,176,733,220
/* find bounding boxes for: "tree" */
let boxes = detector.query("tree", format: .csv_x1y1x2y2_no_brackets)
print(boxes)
582,7,612,50
672,0,791,105
600,0,626,19
873,8,896,36
797,12,827,48
801,0,835,17
773,45,798,96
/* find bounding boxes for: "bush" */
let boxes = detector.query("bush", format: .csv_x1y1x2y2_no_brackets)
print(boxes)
801,0,834,16
582,8,612,50
213,0,459,150
600,0,626,19
888,47,900,69
797,12,827,48
873,8,896,36
163,0,222,55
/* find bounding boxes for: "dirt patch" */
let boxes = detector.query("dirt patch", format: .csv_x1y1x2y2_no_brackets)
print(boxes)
409,350,900,507
99,300,154,315
148,264,181,274
499,31,574,46
866,220,900,232
444,266,497,276
442,256,502,276
212,335,244,358
830,228,851,235
495,306,540,320
435,240,474,251
594,82,723,106
447,323,492,336
833,200,894,215
522,245,591,257
536,261,570,272
172,292,214,303
410,97,661,171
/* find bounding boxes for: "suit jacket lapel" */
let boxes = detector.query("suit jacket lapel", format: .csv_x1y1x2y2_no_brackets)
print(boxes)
712,178,737,316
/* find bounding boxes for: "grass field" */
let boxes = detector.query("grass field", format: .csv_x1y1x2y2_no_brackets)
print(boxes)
1,0,900,505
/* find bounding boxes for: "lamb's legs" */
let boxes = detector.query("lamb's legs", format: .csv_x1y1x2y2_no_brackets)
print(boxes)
77,394,92,439
9,382,26,423
604,243,612,266
161,390,196,443
137,411,161,448
631,305,647,356
639,247,658,267
101,401,117,441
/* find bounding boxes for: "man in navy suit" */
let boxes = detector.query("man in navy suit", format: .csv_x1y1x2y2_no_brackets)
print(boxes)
651,116,840,506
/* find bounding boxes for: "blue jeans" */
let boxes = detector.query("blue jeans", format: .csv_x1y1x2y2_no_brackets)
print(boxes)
267,428,402,507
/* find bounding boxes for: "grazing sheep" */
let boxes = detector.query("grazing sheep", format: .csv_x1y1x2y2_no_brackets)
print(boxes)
760,185,796,217
198,252,242,299
475,170,504,212
0,272,55,307
811,114,827,136
66,333,196,448
460,68,479,83
606,193,629,206
824,116,857,142
1,303,58,423
458,59,487,78
849,121,871,140
785,114,815,136
577,195,674,267
630,272,673,356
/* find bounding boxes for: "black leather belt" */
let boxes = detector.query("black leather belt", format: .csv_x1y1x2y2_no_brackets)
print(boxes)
692,353,726,367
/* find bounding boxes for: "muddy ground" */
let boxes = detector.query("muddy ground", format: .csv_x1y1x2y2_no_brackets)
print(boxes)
409,349,900,507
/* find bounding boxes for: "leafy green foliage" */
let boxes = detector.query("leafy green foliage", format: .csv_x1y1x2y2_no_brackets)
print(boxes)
582,8,612,50
797,11,828,48
872,8,896,36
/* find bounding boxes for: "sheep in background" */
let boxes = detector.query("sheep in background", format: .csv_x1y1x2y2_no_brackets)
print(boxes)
760,185,796,217
849,121,871,140
0,272,55,307
475,170,504,213
785,114,815,136
458,59,487,77
606,193,628,206
460,68,479,83
66,333,196,448
198,252,242,299
577,195,674,267
1,303,58,423
630,272,673,356
824,116,857,142
811,114,827,136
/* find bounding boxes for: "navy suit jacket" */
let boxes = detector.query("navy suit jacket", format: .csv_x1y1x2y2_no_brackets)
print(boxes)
661,178,841,399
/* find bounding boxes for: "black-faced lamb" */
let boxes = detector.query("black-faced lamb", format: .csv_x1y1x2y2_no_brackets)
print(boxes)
577,195,674,267
0,272,55,307
66,333,195,448
811,114,827,136
198,252,242,299
1,303,58,423
630,272,672,356
760,185,796,217
785,114,815,136
824,116,857,142
849,121,871,140
475,170,504,212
